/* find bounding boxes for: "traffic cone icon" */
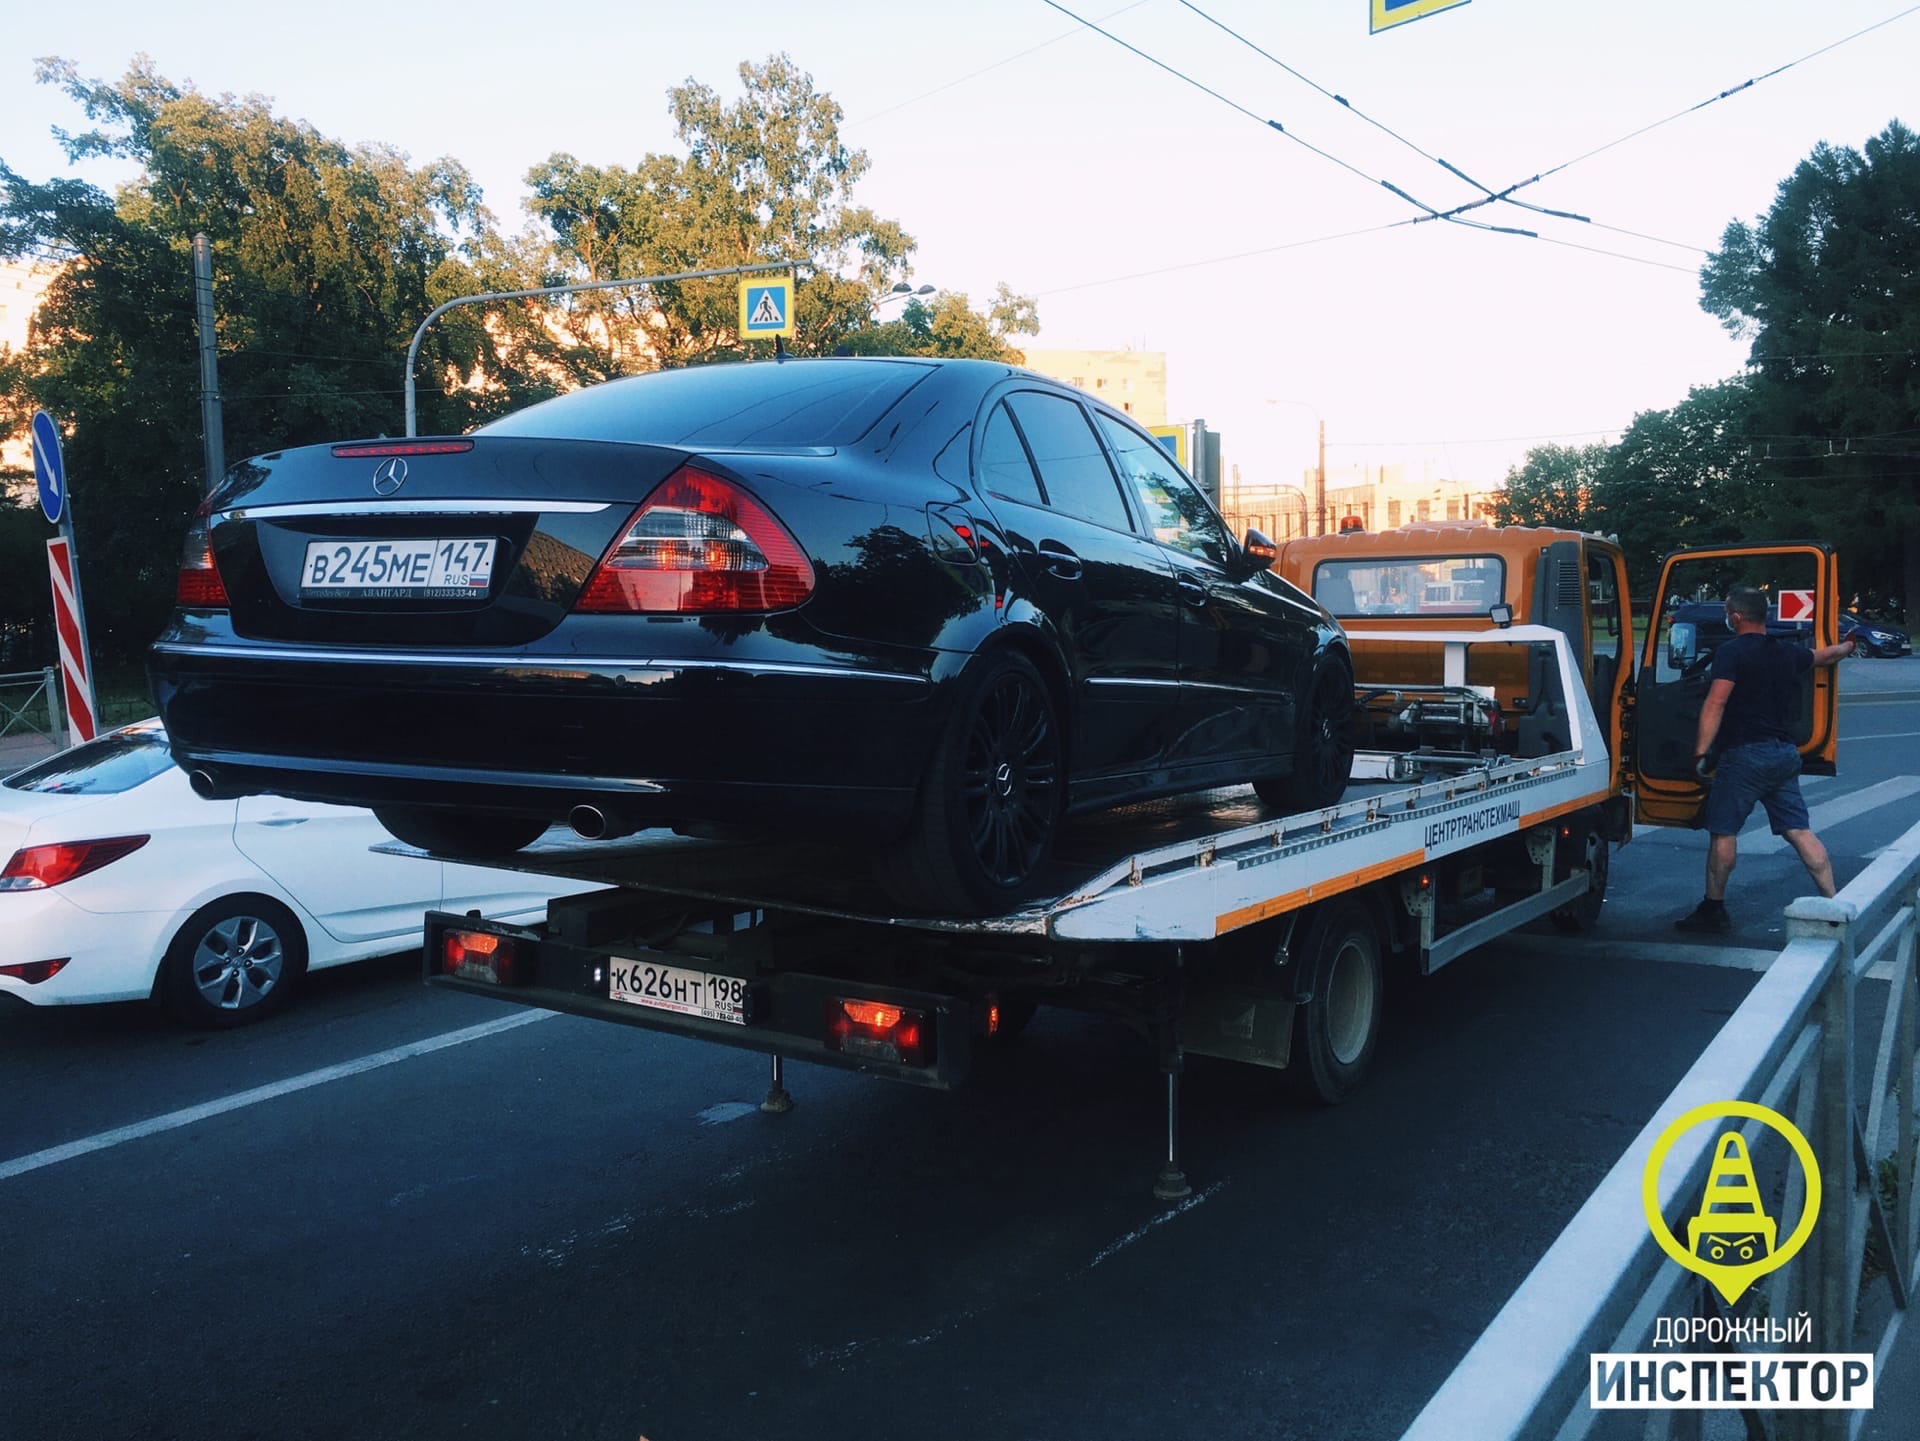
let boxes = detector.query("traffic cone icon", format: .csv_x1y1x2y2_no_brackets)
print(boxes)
1686,1132,1778,1265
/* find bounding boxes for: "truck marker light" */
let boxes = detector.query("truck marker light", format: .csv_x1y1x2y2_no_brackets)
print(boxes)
826,998,933,1066
442,929,524,985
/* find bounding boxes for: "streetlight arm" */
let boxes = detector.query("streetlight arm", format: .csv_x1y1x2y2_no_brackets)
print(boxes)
403,260,802,437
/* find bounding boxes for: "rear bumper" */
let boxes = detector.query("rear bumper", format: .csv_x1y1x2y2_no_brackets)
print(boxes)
149,640,938,833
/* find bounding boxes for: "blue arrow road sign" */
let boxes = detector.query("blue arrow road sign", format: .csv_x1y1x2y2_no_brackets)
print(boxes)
31,411,66,525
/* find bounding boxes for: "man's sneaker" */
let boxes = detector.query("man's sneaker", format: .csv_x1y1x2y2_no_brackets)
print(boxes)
1675,901,1733,935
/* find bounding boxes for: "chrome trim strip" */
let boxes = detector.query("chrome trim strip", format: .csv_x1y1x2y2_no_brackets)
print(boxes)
1085,676,1268,695
149,642,925,686
1085,677,1182,689
218,500,613,520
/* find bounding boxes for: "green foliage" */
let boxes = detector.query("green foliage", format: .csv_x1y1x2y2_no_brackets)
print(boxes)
0,57,496,663
1591,380,1763,594
1700,119,1920,613
1486,443,1606,531
521,56,1034,371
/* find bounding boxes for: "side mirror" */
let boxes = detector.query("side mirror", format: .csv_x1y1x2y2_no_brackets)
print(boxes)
1241,527,1277,573
1668,621,1698,671
1488,603,1514,628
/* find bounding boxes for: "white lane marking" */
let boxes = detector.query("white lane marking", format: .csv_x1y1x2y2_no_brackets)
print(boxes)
0,1010,557,1183
1503,933,1780,972
1747,776,1920,854
1841,731,1920,742
696,1101,762,1126
1088,1181,1226,1266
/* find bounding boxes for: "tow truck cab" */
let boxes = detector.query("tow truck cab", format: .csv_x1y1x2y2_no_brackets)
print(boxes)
1274,525,1840,834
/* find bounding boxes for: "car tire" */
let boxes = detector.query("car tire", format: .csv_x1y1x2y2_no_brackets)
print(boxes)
1551,820,1609,932
1286,899,1383,1104
879,650,1063,916
162,894,309,1029
373,806,550,859
1256,655,1355,813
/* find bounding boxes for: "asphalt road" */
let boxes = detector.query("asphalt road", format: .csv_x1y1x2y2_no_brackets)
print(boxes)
4,661,1917,1441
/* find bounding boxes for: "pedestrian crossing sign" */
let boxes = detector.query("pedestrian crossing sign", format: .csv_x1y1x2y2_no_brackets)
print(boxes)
1370,0,1470,34
739,277,795,339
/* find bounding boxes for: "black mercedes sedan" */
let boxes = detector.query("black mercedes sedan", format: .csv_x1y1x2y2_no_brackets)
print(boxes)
149,358,1352,914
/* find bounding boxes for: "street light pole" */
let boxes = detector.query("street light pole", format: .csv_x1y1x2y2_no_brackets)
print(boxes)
402,260,801,437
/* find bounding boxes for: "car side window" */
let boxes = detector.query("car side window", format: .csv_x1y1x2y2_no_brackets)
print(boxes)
977,403,1044,506
1095,414,1231,566
1004,392,1132,532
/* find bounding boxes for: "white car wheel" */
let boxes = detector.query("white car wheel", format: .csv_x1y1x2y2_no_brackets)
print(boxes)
164,896,308,1028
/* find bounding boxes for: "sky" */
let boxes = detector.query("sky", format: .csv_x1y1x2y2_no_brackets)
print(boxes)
3,0,1916,494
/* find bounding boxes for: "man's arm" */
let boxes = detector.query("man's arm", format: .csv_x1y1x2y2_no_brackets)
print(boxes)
1695,677,1735,761
1811,638,1858,666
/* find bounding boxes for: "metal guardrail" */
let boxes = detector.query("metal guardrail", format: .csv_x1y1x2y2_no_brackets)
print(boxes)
1403,817,1920,1441
0,667,61,745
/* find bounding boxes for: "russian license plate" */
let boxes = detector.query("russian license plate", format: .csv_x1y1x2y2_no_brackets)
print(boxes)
300,538,498,599
607,957,747,1025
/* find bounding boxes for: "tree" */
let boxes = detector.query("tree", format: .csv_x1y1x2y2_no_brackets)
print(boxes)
1700,120,1920,617
1589,380,1764,595
522,57,1035,371
0,58,499,663
1486,443,1606,531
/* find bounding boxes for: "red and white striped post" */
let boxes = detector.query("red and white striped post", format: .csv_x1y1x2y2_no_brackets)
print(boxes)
46,536,97,745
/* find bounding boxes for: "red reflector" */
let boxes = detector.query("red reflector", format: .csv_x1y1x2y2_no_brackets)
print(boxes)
0,836,150,890
825,997,933,1066
331,441,474,457
575,466,815,615
441,929,524,985
0,958,71,984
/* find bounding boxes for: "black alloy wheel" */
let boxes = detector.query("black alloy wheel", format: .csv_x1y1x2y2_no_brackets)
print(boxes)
373,806,551,860
1551,819,1610,931
1257,657,1356,813
881,651,1063,916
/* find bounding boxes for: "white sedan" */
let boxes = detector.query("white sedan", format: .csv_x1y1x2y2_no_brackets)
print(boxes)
0,719,590,1026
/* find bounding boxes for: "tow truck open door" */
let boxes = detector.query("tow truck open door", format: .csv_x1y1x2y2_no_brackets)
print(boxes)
1631,542,1839,828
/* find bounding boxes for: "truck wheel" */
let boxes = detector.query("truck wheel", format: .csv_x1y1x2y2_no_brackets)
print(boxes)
1287,899,1383,1104
162,895,308,1029
1551,823,1609,932
879,651,1062,916
1256,657,1354,813
373,806,550,860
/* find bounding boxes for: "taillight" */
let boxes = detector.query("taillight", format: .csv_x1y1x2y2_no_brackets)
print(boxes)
0,959,71,984
825,997,934,1066
441,928,526,985
575,466,815,614
0,835,150,891
176,496,228,608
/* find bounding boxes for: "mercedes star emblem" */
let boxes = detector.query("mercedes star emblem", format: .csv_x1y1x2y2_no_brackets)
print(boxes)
372,457,409,495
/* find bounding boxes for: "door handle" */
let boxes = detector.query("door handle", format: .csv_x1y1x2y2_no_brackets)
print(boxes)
1177,574,1209,607
1037,541,1083,580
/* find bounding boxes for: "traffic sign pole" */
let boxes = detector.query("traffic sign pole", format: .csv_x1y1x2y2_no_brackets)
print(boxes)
30,411,98,746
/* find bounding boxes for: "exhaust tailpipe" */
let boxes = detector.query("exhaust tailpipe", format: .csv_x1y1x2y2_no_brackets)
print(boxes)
570,804,642,841
188,769,220,799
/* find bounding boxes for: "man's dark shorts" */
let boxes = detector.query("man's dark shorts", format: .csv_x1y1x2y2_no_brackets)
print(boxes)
1703,739,1811,836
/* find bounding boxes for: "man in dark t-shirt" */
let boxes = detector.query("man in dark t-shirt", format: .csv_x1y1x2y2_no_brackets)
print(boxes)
1675,586,1858,933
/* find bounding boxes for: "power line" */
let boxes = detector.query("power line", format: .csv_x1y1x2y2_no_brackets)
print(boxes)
1032,219,1416,297
849,0,1153,126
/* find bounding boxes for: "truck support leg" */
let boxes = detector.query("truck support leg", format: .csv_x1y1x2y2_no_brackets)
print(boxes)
1153,947,1192,1202
760,1053,794,1115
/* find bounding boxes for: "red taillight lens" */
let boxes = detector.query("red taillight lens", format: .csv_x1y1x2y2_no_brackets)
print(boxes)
575,466,815,614
0,958,71,984
0,835,150,891
441,929,525,985
176,497,229,608
825,997,933,1066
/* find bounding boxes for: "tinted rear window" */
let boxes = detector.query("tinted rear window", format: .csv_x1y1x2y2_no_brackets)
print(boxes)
479,360,932,447
5,730,172,794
